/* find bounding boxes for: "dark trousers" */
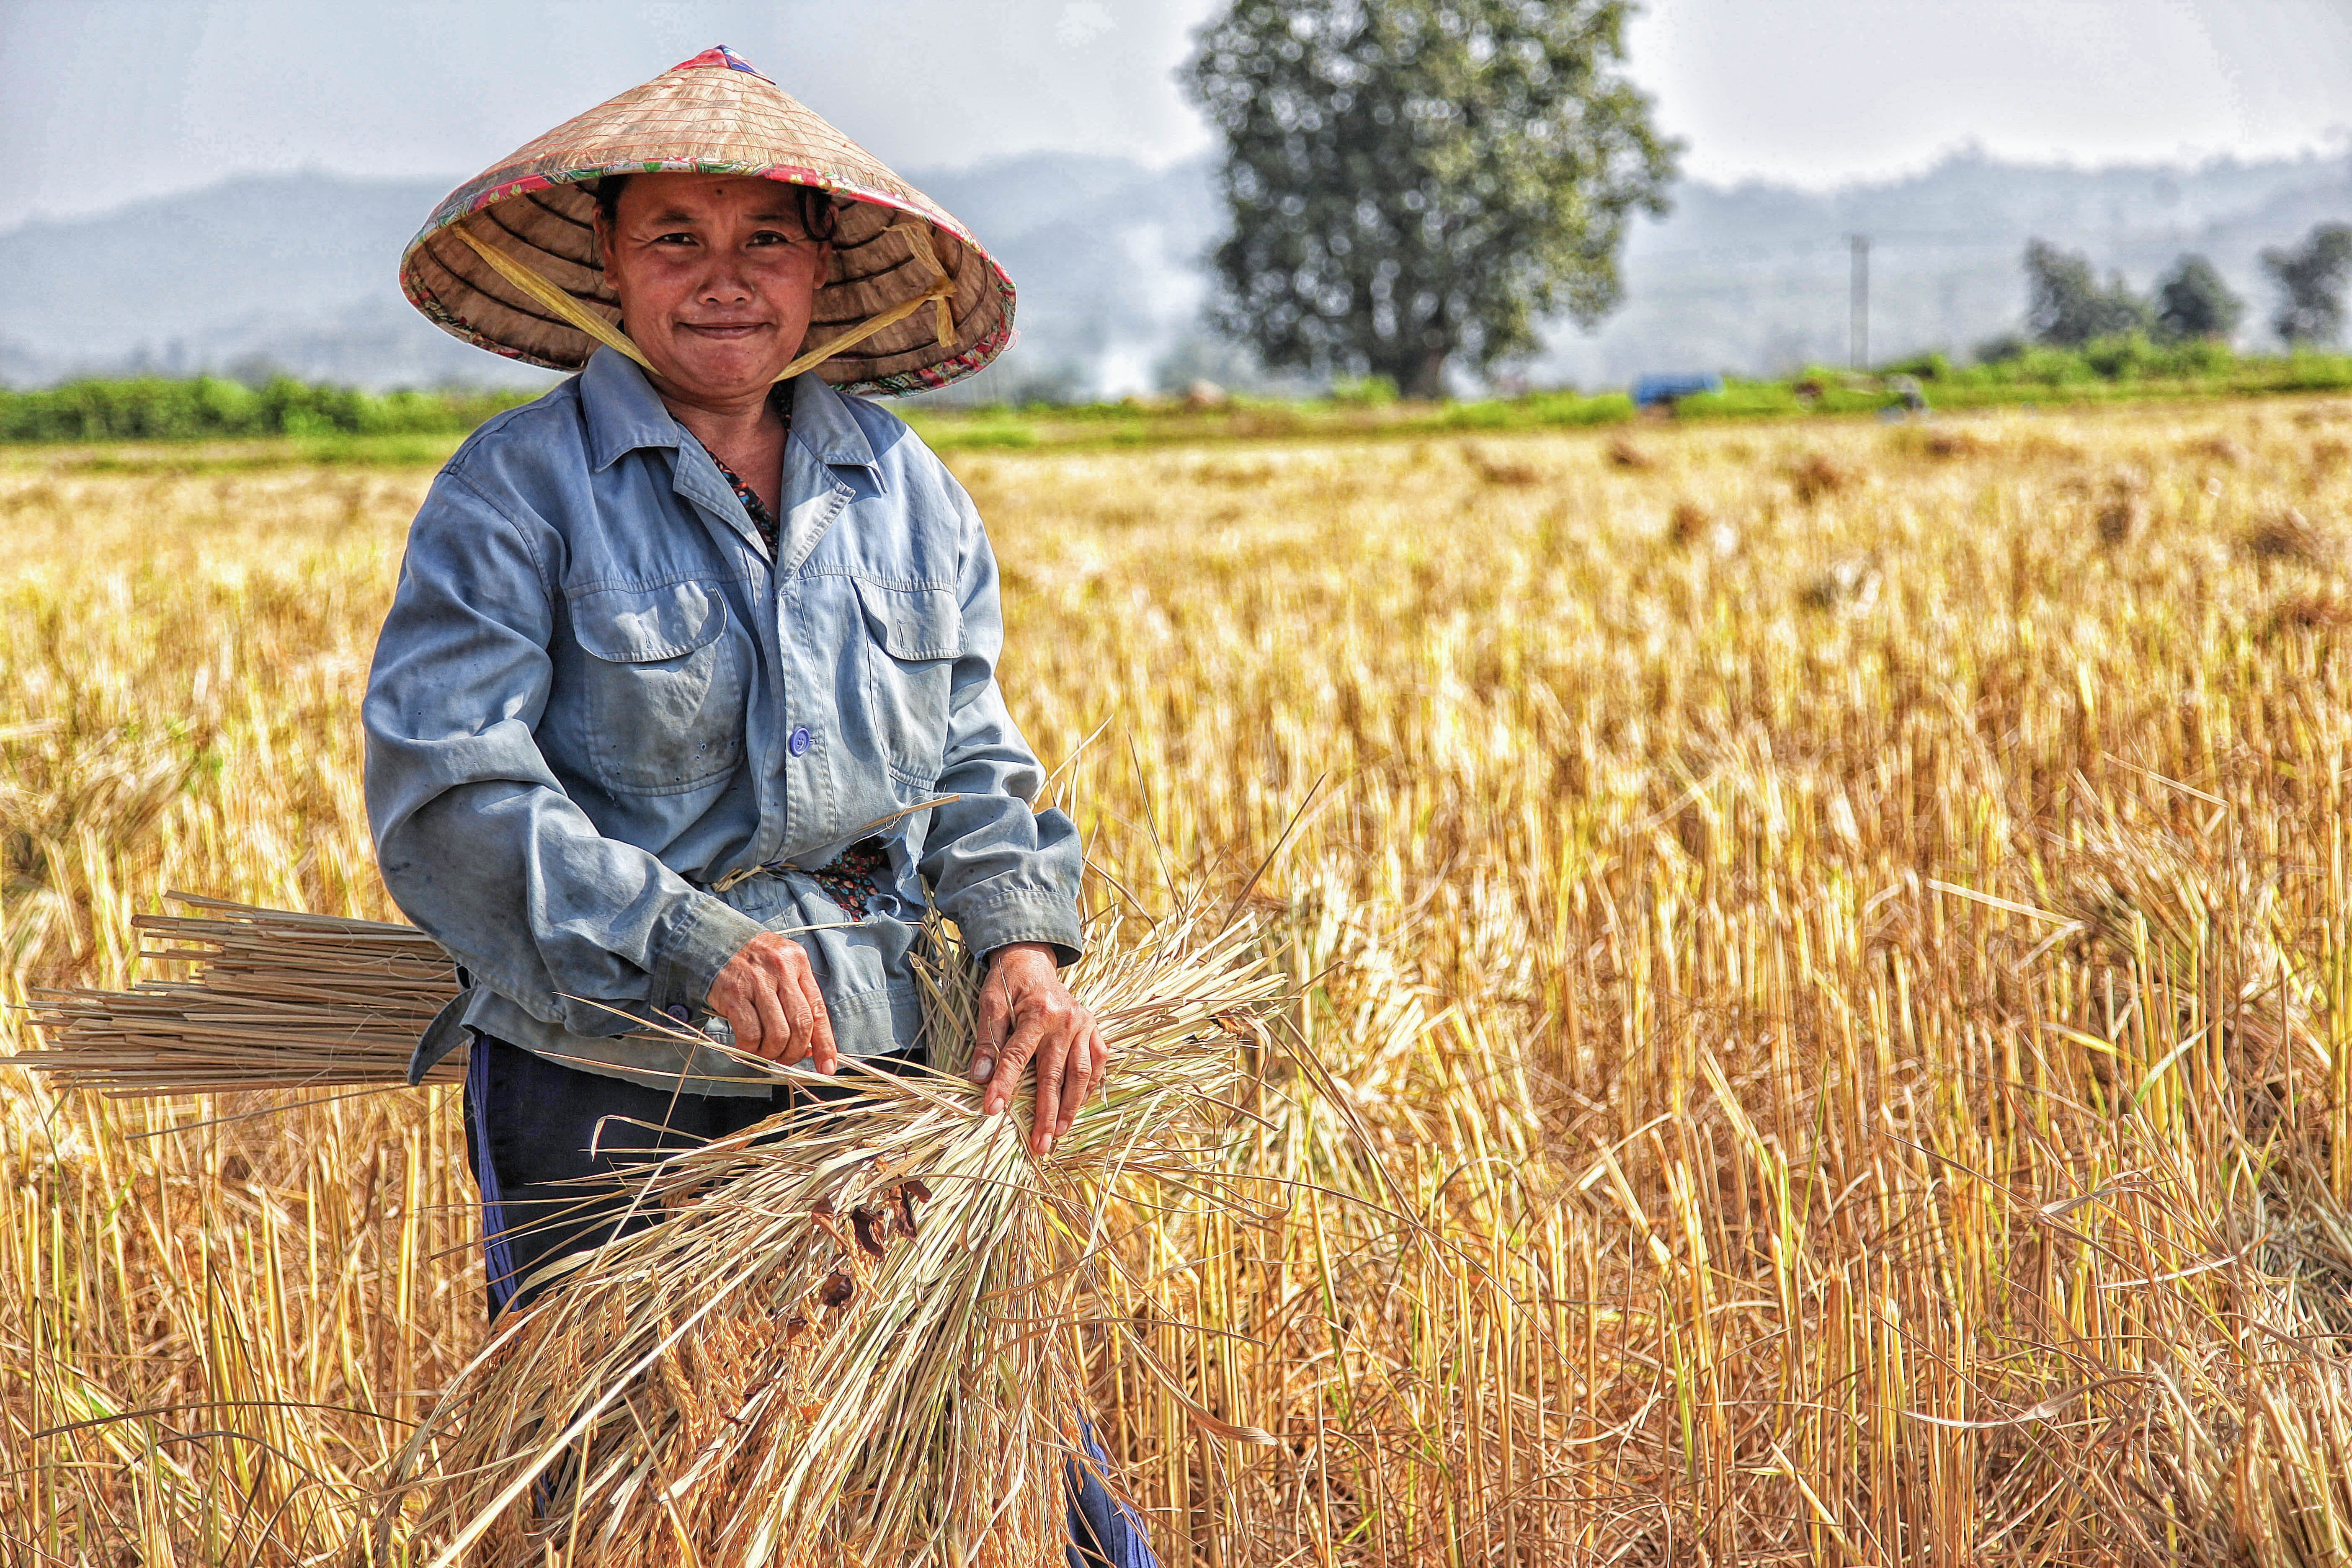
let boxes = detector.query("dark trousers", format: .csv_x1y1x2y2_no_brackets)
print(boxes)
462,1033,1158,1568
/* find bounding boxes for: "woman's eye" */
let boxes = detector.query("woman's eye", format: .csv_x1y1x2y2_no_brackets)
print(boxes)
652,232,696,246
748,230,796,247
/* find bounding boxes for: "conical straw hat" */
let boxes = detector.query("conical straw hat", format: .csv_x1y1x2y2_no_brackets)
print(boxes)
400,46,1014,396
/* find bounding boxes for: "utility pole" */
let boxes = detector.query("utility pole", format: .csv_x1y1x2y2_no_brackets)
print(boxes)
1848,233,1871,371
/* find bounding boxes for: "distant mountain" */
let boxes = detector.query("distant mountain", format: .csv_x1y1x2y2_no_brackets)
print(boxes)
0,174,525,389
2,146,2347,397
1542,146,2352,387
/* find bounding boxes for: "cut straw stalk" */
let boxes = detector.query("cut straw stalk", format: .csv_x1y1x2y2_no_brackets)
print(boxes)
373,907,1284,1567
18,894,461,1092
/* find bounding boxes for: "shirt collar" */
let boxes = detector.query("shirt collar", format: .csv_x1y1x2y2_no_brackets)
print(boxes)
785,371,879,472
579,347,681,470
581,346,879,475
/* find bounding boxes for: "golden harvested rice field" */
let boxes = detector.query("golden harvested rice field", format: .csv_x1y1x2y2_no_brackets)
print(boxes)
10,397,2352,1564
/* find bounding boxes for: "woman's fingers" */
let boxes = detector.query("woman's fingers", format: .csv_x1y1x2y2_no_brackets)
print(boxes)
771,949,831,1068
983,1012,1049,1119
968,950,1102,1153
1029,1025,1070,1155
970,967,1013,1083
719,998,760,1059
1026,1008,1098,1155
1051,1017,1100,1140
798,961,838,1074
708,933,836,1070
751,974,797,1063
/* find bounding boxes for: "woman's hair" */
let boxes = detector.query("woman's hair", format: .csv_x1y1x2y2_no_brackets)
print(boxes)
589,174,840,244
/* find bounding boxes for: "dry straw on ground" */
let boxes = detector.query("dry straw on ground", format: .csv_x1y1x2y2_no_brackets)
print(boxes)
9,398,2352,1563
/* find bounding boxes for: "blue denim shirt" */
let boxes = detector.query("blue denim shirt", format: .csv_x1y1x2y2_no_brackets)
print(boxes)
363,348,1083,1093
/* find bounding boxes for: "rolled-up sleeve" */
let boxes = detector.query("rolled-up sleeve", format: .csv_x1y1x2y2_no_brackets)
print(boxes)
916,484,1086,966
362,469,762,1034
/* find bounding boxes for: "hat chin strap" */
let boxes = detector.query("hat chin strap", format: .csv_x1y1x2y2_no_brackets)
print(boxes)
451,217,957,382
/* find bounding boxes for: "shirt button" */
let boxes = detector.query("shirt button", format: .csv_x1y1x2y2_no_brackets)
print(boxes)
788,725,812,757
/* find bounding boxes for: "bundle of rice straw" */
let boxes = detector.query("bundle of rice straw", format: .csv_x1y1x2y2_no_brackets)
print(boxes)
21,895,463,1093
18,893,1286,1563
370,908,1282,1567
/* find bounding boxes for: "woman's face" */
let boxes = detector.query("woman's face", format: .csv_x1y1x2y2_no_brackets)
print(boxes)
594,172,831,408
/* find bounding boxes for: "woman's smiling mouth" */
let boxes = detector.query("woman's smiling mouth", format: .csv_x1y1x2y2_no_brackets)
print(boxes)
677,320,773,338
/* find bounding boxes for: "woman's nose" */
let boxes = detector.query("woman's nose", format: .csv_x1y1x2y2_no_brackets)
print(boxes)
697,259,755,305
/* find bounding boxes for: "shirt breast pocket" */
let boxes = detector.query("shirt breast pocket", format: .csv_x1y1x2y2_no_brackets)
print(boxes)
568,580,748,794
852,577,963,792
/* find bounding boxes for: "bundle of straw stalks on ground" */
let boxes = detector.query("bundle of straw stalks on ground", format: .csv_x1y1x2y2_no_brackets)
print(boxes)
20,891,1287,1566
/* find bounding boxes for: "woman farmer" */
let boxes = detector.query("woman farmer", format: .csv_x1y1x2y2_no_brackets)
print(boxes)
364,46,1150,1565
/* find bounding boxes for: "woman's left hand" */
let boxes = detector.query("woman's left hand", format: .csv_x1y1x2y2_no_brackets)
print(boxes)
970,943,1106,1156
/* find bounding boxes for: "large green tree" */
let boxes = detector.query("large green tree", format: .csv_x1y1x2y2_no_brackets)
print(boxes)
1185,0,1679,399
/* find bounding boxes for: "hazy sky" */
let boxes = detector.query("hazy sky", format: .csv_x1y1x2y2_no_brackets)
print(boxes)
2,0,2347,231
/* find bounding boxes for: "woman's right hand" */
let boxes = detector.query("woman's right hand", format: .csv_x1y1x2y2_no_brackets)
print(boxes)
706,932,838,1072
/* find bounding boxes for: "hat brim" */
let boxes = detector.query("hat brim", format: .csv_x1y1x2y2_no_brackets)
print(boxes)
397,59,1015,396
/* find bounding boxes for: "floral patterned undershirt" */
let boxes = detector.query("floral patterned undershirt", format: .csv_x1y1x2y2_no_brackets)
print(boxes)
689,385,789,559
807,838,891,920
689,397,883,919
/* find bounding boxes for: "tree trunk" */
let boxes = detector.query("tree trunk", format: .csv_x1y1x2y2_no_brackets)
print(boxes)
1403,344,1449,401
